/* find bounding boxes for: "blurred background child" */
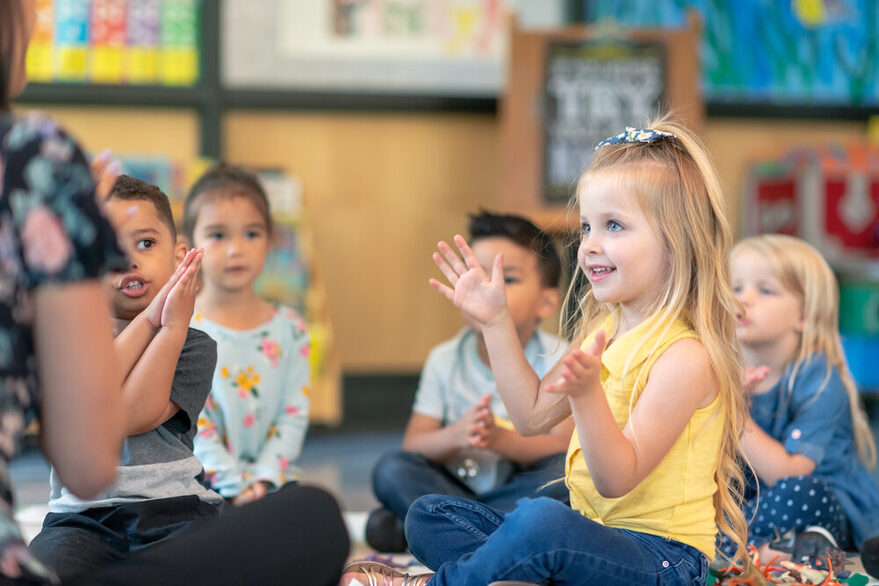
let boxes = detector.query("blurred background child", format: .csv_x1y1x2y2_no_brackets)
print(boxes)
184,163,310,506
725,234,879,562
365,210,573,552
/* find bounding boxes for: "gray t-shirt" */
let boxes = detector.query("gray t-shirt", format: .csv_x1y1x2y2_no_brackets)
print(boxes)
412,327,566,494
49,328,224,512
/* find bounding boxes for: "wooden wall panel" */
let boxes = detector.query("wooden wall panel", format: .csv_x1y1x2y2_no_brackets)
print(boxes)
30,107,200,159
224,112,502,372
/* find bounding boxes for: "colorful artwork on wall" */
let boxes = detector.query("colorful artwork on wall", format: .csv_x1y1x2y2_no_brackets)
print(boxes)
584,0,879,108
223,0,509,96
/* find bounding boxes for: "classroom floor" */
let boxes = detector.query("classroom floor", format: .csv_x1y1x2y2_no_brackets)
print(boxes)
8,427,401,541
10,426,879,583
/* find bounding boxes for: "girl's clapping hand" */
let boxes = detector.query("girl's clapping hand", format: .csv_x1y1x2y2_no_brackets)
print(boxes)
544,330,606,398
430,235,507,329
743,365,769,392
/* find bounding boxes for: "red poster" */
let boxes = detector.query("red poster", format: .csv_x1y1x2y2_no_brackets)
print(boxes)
824,176,879,254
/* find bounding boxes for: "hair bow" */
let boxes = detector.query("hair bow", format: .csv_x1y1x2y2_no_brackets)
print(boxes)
594,127,676,150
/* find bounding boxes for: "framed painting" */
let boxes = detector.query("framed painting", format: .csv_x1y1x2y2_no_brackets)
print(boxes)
222,0,509,97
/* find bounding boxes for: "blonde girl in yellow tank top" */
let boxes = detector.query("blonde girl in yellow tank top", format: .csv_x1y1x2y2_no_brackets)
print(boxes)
339,117,750,586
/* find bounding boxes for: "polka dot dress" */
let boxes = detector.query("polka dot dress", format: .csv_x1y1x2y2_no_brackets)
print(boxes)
719,475,850,558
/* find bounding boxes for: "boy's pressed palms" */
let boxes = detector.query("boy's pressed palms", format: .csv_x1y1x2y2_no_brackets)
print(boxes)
161,252,201,330
142,249,200,329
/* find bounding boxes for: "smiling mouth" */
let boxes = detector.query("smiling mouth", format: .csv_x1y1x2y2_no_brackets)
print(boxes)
589,266,615,280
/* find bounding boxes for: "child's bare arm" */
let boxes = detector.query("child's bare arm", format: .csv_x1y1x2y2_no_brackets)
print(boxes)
558,336,715,498
471,403,574,465
430,236,573,430
401,408,481,463
738,364,816,484
121,252,201,435
36,282,124,499
741,418,815,486
114,249,199,382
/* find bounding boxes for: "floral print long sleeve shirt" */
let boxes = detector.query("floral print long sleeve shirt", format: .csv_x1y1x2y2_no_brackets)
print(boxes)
191,306,310,497
0,113,125,584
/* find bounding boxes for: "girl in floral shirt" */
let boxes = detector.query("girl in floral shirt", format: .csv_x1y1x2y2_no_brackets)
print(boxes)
184,164,310,506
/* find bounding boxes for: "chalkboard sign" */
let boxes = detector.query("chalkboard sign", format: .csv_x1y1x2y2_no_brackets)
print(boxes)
501,13,701,222
543,41,665,203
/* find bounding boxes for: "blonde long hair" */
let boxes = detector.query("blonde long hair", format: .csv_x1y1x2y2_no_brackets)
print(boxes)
732,234,877,469
561,114,749,559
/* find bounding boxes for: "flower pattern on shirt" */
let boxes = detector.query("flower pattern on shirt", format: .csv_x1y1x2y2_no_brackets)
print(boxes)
0,114,125,584
191,306,310,498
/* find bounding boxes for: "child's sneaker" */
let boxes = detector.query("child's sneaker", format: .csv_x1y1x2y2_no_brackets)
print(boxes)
861,534,879,578
767,525,840,565
365,507,408,553
792,526,840,565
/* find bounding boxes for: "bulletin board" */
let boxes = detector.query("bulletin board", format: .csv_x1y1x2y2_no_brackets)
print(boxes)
222,0,509,97
582,0,879,112
501,12,703,218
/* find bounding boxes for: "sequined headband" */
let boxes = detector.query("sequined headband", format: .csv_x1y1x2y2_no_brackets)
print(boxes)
594,127,676,150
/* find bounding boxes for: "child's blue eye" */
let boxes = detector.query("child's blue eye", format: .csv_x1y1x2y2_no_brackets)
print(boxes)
607,220,622,232
503,277,519,285
580,222,590,234
760,287,775,295
732,285,742,294
136,239,154,250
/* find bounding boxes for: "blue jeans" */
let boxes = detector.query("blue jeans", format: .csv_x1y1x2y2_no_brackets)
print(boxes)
372,450,568,519
405,495,708,586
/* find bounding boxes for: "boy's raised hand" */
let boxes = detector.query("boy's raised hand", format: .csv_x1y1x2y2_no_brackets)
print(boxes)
142,248,201,330
430,235,507,329
544,330,606,398
161,249,202,330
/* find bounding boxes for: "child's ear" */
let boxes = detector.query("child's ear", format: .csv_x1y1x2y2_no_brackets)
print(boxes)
173,236,188,265
795,305,806,333
537,287,562,320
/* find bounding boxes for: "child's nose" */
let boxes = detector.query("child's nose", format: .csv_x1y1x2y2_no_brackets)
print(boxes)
580,233,601,254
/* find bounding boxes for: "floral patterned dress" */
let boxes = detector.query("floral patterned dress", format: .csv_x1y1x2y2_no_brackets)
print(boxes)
191,306,310,497
0,113,124,584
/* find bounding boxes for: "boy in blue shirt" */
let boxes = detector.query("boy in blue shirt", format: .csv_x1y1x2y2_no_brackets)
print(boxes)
366,211,574,552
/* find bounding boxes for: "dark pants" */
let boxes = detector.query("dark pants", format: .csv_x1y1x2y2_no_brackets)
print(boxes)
372,450,569,521
30,495,218,582
28,484,349,586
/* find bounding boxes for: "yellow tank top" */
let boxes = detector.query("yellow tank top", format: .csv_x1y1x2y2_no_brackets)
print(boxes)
565,313,724,558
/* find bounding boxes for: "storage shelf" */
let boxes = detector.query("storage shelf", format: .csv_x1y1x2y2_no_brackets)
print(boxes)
18,83,211,108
